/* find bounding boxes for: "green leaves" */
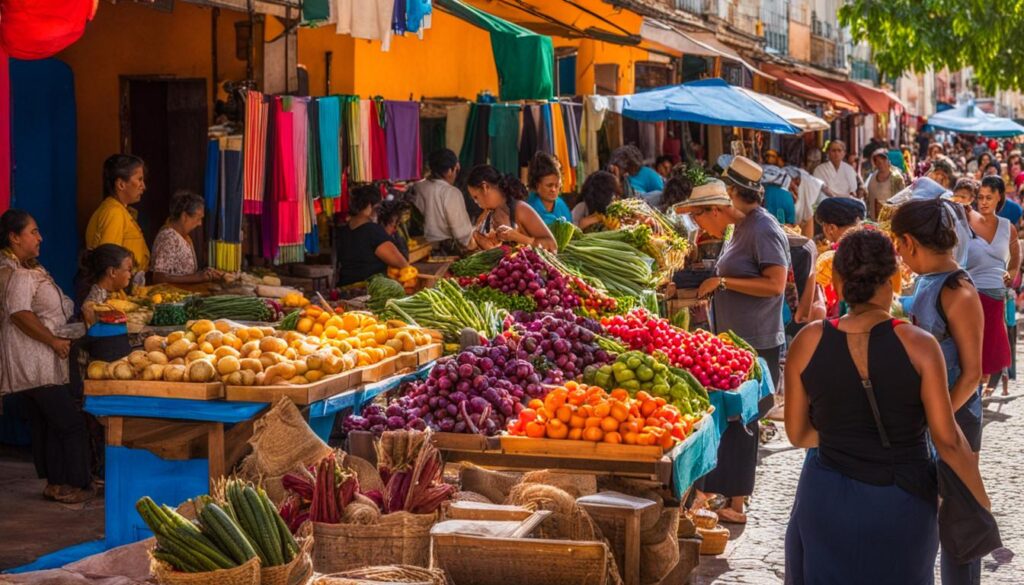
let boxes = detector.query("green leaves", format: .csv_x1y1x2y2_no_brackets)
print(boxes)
840,0,1024,92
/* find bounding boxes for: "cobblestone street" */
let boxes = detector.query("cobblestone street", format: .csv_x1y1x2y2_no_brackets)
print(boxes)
693,388,1023,584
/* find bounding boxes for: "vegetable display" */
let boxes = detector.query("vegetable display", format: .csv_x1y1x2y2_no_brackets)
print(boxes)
585,351,710,415
559,237,659,299
151,303,189,327
505,382,699,448
449,246,507,277
367,276,407,314
601,310,756,389
493,310,613,384
386,279,507,341
185,295,279,322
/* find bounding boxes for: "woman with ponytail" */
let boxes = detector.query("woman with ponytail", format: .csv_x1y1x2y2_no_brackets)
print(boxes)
892,198,988,583
0,209,93,504
466,165,557,252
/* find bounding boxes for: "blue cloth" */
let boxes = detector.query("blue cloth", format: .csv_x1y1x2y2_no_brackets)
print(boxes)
785,451,938,585
10,58,80,294
670,412,719,498
926,102,1024,137
407,0,432,32
526,192,572,224
204,138,220,211
86,323,128,338
998,198,1022,225
621,79,799,133
84,396,266,424
764,184,796,225
628,166,665,194
318,96,342,198
888,149,908,174
708,358,773,435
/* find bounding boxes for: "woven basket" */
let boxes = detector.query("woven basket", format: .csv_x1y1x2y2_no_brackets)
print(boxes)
432,532,609,585
150,555,259,585
691,509,719,530
314,565,447,585
697,526,730,556
261,536,313,585
312,512,436,574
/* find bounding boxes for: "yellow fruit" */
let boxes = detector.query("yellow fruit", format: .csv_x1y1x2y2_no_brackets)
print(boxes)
342,313,361,332
316,311,331,325
297,317,314,334
311,323,324,338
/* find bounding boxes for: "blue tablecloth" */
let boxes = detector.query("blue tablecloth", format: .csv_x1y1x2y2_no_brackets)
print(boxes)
708,358,774,436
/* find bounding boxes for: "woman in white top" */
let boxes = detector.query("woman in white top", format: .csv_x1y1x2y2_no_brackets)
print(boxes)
151,191,223,284
965,176,1020,391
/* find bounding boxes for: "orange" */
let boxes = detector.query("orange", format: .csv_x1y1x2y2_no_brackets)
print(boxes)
610,389,629,401
525,421,546,438
544,390,567,413
546,419,569,440
569,414,587,429
623,431,639,445
600,416,620,433
584,416,604,429
640,400,658,417
568,389,588,406
635,391,653,402
619,420,640,435
555,405,573,424
593,402,611,419
582,426,604,442
519,409,538,424
610,402,630,422
578,405,594,419
568,428,584,441
604,431,622,444
636,432,654,446
565,380,579,391
528,398,545,410
659,432,675,450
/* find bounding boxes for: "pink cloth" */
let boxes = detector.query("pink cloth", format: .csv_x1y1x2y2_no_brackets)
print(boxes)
980,292,1012,375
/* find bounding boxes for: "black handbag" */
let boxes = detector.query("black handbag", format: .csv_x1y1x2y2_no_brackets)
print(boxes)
860,375,1002,565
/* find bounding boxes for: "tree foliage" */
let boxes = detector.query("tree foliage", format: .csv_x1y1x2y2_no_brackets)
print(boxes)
839,1,1024,92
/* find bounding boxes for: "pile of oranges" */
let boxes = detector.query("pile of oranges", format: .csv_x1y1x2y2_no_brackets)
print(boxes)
505,381,699,450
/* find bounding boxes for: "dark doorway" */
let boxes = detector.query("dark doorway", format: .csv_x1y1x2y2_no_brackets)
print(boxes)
119,77,208,256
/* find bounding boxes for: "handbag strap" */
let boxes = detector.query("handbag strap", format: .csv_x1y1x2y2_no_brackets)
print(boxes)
860,378,892,449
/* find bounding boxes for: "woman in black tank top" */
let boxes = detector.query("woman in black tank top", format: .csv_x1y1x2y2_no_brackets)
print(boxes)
783,230,989,585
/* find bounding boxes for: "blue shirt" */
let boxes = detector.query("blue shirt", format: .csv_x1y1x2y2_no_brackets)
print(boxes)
527,192,572,225
628,166,665,194
763,185,796,225
998,198,1023,226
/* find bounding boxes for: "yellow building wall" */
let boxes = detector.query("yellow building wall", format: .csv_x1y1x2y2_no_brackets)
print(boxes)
576,39,646,95
57,1,248,231
297,10,499,100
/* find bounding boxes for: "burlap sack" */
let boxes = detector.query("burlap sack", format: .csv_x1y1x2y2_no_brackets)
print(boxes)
238,397,332,487
639,531,680,585
458,464,520,505
519,470,597,498
506,483,596,541
311,513,437,574
150,555,259,585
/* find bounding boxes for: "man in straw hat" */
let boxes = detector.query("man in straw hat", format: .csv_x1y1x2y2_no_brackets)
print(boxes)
681,156,789,524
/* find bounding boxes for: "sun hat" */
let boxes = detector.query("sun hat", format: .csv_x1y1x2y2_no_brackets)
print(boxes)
762,164,790,189
722,155,764,194
680,179,732,209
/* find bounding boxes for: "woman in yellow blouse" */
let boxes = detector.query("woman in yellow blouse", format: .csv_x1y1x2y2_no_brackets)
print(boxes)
84,155,149,281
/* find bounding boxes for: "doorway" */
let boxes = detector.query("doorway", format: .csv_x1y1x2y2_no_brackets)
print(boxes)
119,77,208,252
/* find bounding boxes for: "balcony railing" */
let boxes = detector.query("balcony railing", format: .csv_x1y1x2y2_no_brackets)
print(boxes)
676,0,705,15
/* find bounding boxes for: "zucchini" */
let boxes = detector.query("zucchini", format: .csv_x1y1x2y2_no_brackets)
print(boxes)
230,484,269,564
153,527,222,572
152,549,203,573
199,503,258,565
168,525,236,570
245,486,283,566
260,487,299,560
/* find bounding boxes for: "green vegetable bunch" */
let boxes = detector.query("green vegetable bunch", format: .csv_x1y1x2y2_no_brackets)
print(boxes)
585,351,709,415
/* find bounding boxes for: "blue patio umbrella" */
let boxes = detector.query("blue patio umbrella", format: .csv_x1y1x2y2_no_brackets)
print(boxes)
926,102,1024,137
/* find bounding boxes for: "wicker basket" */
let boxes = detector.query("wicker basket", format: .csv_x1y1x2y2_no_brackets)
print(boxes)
432,532,609,585
261,536,313,585
697,525,730,556
312,512,436,574
150,555,260,585
691,509,719,530
314,565,447,585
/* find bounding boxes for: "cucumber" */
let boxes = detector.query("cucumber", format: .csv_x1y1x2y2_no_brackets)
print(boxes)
152,549,202,573
260,487,299,560
200,503,258,564
168,525,236,569
230,484,269,564
153,527,222,572
245,486,283,565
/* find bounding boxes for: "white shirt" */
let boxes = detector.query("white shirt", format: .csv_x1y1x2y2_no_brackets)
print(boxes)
412,179,474,246
794,170,825,224
813,161,861,199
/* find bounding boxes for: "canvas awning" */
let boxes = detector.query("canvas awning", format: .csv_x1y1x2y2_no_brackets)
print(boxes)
761,63,858,112
735,87,829,132
926,103,1024,137
621,78,799,134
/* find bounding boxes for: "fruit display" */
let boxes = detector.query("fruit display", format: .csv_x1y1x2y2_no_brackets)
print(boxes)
387,265,420,289
134,284,194,305
279,291,310,309
87,314,433,387
343,345,537,436
492,310,613,385
135,478,298,573
585,351,710,415
558,234,660,299
504,382,700,449
601,310,756,389
367,276,407,314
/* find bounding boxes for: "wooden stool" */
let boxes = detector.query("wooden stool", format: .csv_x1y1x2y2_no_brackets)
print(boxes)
577,492,659,585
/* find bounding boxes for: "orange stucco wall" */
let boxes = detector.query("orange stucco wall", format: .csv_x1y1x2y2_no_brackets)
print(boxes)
789,22,811,62
57,1,248,232
575,39,646,95
297,10,499,100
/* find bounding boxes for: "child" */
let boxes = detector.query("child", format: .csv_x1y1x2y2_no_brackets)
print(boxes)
80,244,134,362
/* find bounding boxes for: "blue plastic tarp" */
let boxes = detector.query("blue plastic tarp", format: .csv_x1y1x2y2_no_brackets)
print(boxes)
926,102,1024,137
621,78,800,134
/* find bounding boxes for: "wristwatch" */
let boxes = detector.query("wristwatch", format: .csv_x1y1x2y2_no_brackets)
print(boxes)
718,277,728,292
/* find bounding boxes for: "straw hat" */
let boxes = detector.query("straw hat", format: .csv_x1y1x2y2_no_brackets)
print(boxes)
681,179,732,208
722,155,764,193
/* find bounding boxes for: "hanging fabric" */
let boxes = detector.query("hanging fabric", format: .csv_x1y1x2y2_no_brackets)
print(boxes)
385,100,422,180
539,104,554,155
204,138,220,212
359,99,374,181
446,103,470,155
243,90,269,214
488,104,520,177
307,98,324,202
549,104,572,191
369,98,390,180
392,0,407,35
335,0,396,51
318,96,342,197
407,0,432,34
518,105,538,169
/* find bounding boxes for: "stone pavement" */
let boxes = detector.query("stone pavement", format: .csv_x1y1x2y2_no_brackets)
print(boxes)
692,390,1024,584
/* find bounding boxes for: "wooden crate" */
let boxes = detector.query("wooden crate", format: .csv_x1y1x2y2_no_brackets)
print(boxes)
84,379,223,400
355,354,400,382
223,368,361,404
395,342,444,370
432,533,609,585
431,432,499,452
500,436,665,462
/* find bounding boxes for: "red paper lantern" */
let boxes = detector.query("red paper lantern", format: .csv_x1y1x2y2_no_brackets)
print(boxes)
0,0,98,60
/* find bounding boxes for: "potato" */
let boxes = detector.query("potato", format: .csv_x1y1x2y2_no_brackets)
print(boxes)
255,372,266,386
147,351,169,365
87,361,109,380
385,339,404,353
199,342,215,355
305,369,324,382
217,355,241,376
112,362,135,380
395,331,416,352
166,338,191,359
200,330,224,348
166,331,186,345
258,327,276,338
222,333,242,350
222,371,243,385
259,352,284,369
260,337,288,354
305,354,324,371
284,348,298,360
142,364,165,381
127,350,150,370
143,335,166,353
264,362,297,384
240,369,257,386
240,341,261,355
185,331,197,343
297,342,319,357
187,360,217,383
214,346,240,360
239,358,263,373
190,319,216,336
292,360,309,376
214,320,233,334
245,327,265,340
186,350,209,363
169,358,185,366
162,364,186,382
287,375,309,385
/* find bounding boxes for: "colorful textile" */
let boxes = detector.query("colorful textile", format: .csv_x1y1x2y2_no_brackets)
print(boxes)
446,103,470,156
243,90,269,214
488,104,520,176
406,0,432,32
550,104,573,191
359,99,374,181
204,138,220,212
318,96,342,197
369,99,390,180
385,100,422,180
